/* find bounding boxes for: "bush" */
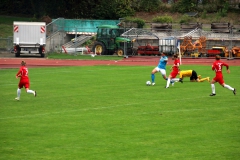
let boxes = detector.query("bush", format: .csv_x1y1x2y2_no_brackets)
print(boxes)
138,0,162,12
132,18,145,28
179,14,193,24
152,15,173,23
124,17,145,28
203,4,218,13
201,10,207,19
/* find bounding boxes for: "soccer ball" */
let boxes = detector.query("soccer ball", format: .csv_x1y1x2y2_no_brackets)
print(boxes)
146,81,151,86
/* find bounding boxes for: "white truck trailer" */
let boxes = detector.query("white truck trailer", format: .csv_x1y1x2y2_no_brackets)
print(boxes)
13,21,46,57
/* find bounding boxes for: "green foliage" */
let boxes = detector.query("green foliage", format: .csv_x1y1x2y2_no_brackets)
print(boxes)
179,14,193,24
171,0,197,13
203,4,218,13
201,10,207,19
132,18,145,28
217,1,229,17
152,15,173,23
217,8,228,17
0,15,32,25
124,17,145,28
138,0,161,12
1,65,240,159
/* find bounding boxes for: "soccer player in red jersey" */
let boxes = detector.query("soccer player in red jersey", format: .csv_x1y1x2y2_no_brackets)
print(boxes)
166,54,180,88
210,55,236,96
15,61,37,100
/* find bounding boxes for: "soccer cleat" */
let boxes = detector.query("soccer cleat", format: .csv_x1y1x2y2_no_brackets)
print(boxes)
179,78,183,83
15,97,20,101
152,83,155,86
34,91,37,97
165,86,169,88
233,88,236,95
209,93,216,96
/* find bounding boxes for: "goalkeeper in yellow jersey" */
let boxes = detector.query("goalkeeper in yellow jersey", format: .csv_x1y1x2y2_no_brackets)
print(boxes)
178,70,210,83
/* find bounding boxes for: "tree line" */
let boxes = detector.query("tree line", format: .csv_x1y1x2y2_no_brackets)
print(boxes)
0,0,235,20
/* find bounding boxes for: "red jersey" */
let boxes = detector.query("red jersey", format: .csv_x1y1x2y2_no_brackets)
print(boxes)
212,60,229,76
172,59,180,72
170,59,180,78
16,66,29,81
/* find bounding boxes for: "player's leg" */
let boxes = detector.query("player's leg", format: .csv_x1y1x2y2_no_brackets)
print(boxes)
159,69,167,80
151,67,160,85
199,77,210,82
166,71,177,88
221,81,236,95
25,82,37,97
15,88,21,100
210,78,216,96
151,67,158,84
166,76,171,88
15,82,23,100
170,78,180,85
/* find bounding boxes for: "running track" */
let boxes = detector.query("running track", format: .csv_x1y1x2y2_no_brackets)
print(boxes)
0,57,240,68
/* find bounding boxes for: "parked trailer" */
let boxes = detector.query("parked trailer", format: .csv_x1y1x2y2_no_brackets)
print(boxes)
13,21,46,57
137,37,177,56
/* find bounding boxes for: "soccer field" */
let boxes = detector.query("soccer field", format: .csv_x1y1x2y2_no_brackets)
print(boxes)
0,65,240,159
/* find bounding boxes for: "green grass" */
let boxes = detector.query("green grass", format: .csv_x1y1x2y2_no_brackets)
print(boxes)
0,15,32,25
0,16,32,38
0,65,240,160
47,53,124,60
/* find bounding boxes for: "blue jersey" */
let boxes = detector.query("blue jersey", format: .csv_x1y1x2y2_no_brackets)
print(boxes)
157,56,168,69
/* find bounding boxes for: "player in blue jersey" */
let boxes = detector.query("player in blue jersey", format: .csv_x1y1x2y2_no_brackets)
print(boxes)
150,52,168,85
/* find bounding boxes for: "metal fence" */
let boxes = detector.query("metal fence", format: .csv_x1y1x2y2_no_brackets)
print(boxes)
0,36,13,52
1,18,240,56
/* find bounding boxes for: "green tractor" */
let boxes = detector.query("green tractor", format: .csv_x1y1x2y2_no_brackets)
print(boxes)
92,25,135,56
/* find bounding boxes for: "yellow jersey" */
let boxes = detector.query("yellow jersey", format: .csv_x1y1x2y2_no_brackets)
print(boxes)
179,70,193,78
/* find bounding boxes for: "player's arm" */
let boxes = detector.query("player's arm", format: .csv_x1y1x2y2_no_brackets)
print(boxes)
16,70,22,79
211,64,215,71
223,63,230,73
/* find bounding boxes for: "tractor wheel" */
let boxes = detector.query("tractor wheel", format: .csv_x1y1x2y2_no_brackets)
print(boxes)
92,42,106,55
116,48,124,56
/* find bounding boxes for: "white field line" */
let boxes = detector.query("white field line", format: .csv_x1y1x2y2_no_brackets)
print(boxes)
0,96,238,120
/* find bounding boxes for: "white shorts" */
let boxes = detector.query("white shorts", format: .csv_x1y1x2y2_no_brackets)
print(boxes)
155,67,166,76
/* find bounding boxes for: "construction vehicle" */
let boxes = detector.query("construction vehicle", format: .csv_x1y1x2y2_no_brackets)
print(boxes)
232,46,240,57
180,36,207,57
207,46,229,57
13,21,46,57
92,25,135,56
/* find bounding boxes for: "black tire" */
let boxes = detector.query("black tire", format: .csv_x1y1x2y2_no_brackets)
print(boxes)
92,42,106,55
39,46,45,57
116,48,124,56
15,45,20,57
15,53,20,57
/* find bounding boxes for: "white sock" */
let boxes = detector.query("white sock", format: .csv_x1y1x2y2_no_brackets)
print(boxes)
166,78,170,88
171,78,179,83
17,88,21,98
27,89,35,94
211,84,215,94
224,84,234,91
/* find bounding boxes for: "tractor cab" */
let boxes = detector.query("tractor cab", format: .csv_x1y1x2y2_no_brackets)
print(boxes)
92,25,134,56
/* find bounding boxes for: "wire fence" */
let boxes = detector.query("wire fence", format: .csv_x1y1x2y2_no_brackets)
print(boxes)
1,18,240,58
